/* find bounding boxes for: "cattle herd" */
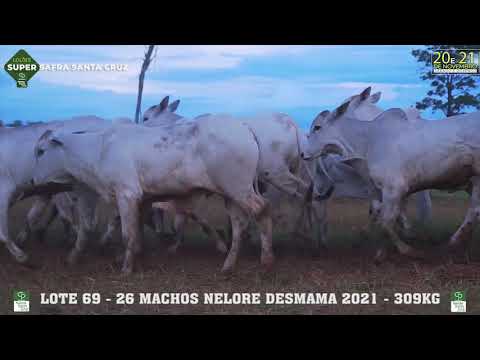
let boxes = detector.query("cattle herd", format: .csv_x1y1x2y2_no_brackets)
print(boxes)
1,86,478,275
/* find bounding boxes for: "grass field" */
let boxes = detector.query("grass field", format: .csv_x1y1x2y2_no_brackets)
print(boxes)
1,191,479,315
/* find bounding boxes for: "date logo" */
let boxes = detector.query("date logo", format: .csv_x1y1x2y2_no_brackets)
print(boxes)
432,49,480,75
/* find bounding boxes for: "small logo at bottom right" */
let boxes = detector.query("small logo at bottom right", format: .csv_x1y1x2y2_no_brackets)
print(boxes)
450,291,466,313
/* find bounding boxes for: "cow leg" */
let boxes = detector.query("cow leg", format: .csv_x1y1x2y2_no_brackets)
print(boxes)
151,208,165,234
67,224,88,265
117,195,142,274
415,190,432,224
292,182,311,240
16,196,54,245
62,218,76,247
379,191,423,259
0,186,29,264
397,198,415,240
449,176,480,248
221,201,249,273
189,212,228,254
66,185,103,264
311,200,328,250
99,214,121,248
167,213,187,254
255,202,274,268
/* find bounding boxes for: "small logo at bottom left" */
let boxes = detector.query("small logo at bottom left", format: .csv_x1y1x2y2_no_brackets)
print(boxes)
13,290,30,313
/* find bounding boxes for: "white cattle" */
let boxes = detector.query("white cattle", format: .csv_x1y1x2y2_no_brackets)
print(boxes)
310,88,433,224
341,87,432,223
98,98,228,255
33,118,273,274
132,96,310,253
143,96,308,198
0,117,111,265
303,91,480,261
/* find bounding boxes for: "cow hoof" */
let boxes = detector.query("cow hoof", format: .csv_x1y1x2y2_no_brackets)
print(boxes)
374,248,388,264
216,242,228,254
221,263,235,275
21,257,40,270
121,267,133,276
167,245,179,255
261,253,275,268
121,260,134,275
66,252,80,266
448,236,463,248
16,231,29,246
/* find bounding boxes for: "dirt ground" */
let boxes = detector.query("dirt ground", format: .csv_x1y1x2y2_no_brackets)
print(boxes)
1,192,479,315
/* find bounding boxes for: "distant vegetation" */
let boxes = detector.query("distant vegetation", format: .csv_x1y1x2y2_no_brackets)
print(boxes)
0,120,45,127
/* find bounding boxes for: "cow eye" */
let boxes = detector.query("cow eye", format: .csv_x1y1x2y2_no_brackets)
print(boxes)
313,125,321,132
36,148,45,157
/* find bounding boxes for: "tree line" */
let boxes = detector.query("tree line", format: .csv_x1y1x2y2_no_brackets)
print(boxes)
0,120,45,127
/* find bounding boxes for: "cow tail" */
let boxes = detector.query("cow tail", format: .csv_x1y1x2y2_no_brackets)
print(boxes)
285,115,303,177
245,124,262,196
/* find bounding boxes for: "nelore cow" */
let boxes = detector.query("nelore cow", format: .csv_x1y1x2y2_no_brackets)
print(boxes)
0,117,112,266
303,89,480,261
32,117,273,274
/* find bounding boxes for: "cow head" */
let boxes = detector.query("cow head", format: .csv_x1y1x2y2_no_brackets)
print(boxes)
142,96,181,123
304,99,353,161
33,130,73,186
304,86,386,159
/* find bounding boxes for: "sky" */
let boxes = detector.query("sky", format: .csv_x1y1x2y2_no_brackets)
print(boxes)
0,45,436,130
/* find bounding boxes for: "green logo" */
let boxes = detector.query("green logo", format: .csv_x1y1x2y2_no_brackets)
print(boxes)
4,49,40,88
451,291,465,302
13,290,30,301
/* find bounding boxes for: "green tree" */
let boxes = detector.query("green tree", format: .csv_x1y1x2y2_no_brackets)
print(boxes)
8,120,23,127
412,45,480,117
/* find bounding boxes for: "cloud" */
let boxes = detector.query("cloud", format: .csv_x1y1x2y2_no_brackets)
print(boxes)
6,45,423,108
34,65,424,113
2,45,309,71
0,45,428,123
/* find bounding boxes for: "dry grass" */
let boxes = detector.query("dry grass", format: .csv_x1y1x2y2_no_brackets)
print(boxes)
1,192,480,315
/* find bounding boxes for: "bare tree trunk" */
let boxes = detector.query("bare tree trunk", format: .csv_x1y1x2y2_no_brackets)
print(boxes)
135,45,156,124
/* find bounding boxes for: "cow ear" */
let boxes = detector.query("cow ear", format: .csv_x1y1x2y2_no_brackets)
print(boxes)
159,96,170,112
360,86,372,101
50,137,64,147
168,99,180,113
319,110,330,118
370,91,381,104
334,101,350,119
